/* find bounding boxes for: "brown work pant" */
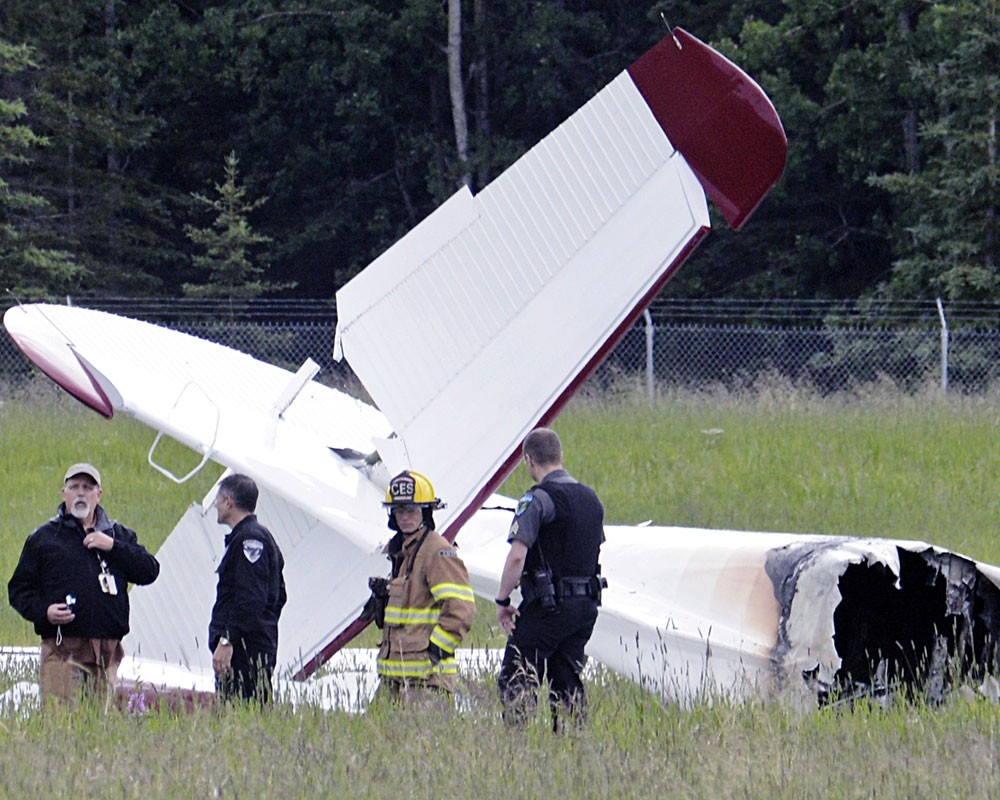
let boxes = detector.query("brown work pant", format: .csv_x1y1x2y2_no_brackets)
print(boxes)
40,637,125,706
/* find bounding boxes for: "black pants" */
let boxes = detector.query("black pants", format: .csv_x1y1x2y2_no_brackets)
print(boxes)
498,597,598,729
216,640,276,704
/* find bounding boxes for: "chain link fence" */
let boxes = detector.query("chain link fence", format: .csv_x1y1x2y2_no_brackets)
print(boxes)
4,297,1000,398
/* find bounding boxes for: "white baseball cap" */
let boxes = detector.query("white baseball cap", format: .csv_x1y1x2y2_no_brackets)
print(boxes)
64,463,102,487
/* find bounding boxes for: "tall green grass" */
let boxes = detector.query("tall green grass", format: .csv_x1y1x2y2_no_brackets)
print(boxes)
1,673,999,797
3,379,1000,797
506,384,1000,564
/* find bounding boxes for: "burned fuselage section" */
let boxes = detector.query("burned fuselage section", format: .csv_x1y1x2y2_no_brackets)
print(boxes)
768,539,1000,704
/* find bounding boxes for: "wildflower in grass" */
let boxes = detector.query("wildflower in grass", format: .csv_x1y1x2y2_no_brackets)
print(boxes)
127,690,148,718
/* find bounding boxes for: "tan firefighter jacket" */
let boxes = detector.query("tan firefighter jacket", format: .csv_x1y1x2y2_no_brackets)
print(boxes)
376,526,476,692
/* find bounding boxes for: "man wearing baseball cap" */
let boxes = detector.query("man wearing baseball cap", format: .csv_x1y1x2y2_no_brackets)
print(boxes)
8,462,160,705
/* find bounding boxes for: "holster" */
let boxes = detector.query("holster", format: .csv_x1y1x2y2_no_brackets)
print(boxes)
520,569,557,610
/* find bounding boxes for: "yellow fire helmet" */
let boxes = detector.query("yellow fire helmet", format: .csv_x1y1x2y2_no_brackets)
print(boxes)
383,470,446,510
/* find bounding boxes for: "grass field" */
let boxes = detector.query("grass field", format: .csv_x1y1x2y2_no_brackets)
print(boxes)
2,379,1000,797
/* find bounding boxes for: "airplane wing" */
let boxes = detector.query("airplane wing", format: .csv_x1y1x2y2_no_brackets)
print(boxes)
3,302,399,674
333,28,785,538
3,28,787,683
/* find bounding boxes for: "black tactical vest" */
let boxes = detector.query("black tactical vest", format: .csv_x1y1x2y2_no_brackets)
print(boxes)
524,479,604,579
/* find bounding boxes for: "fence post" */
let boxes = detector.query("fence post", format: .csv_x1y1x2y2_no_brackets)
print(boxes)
936,297,948,393
644,308,654,403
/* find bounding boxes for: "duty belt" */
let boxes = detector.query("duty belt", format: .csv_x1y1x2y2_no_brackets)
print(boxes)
556,576,599,599
520,573,604,606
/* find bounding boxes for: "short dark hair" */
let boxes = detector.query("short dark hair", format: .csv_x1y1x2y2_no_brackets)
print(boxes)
523,428,562,467
218,473,259,513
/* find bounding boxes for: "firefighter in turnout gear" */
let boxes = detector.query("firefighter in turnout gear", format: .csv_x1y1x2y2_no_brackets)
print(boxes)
371,470,476,703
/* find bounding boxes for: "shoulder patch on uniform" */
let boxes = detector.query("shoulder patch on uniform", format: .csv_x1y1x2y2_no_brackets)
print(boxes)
514,492,534,517
242,539,264,564
438,549,458,559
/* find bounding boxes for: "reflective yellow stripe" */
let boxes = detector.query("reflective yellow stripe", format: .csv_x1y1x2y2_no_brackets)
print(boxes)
430,582,475,603
430,626,460,651
383,606,440,626
377,656,458,678
377,658,432,679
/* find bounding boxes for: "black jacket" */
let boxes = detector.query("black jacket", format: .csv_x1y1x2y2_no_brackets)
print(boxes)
208,515,287,654
8,504,160,639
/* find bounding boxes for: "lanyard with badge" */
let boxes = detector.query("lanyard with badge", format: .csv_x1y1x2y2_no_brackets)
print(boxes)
86,527,118,595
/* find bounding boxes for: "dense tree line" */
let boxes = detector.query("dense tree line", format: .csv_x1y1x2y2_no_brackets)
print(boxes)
0,1,996,302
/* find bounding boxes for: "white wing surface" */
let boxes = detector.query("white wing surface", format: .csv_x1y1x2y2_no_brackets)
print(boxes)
334,72,710,535
334,28,786,536
3,302,394,674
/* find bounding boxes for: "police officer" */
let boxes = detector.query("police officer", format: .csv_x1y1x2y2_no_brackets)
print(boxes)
208,473,287,704
495,428,605,729
372,470,476,704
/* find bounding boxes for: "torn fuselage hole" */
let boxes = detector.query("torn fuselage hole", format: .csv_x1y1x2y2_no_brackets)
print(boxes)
832,548,1000,701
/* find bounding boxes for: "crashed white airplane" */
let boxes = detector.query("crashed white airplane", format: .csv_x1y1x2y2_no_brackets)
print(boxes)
7,27,999,709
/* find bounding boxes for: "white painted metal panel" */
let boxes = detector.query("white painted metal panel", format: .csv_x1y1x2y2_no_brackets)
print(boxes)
335,71,709,524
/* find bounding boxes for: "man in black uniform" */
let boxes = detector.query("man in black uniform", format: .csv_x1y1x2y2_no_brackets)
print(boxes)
495,428,605,730
208,473,287,704
8,462,160,705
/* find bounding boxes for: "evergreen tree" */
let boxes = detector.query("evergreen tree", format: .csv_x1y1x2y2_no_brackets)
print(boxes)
183,151,289,300
3,0,188,294
0,38,77,295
